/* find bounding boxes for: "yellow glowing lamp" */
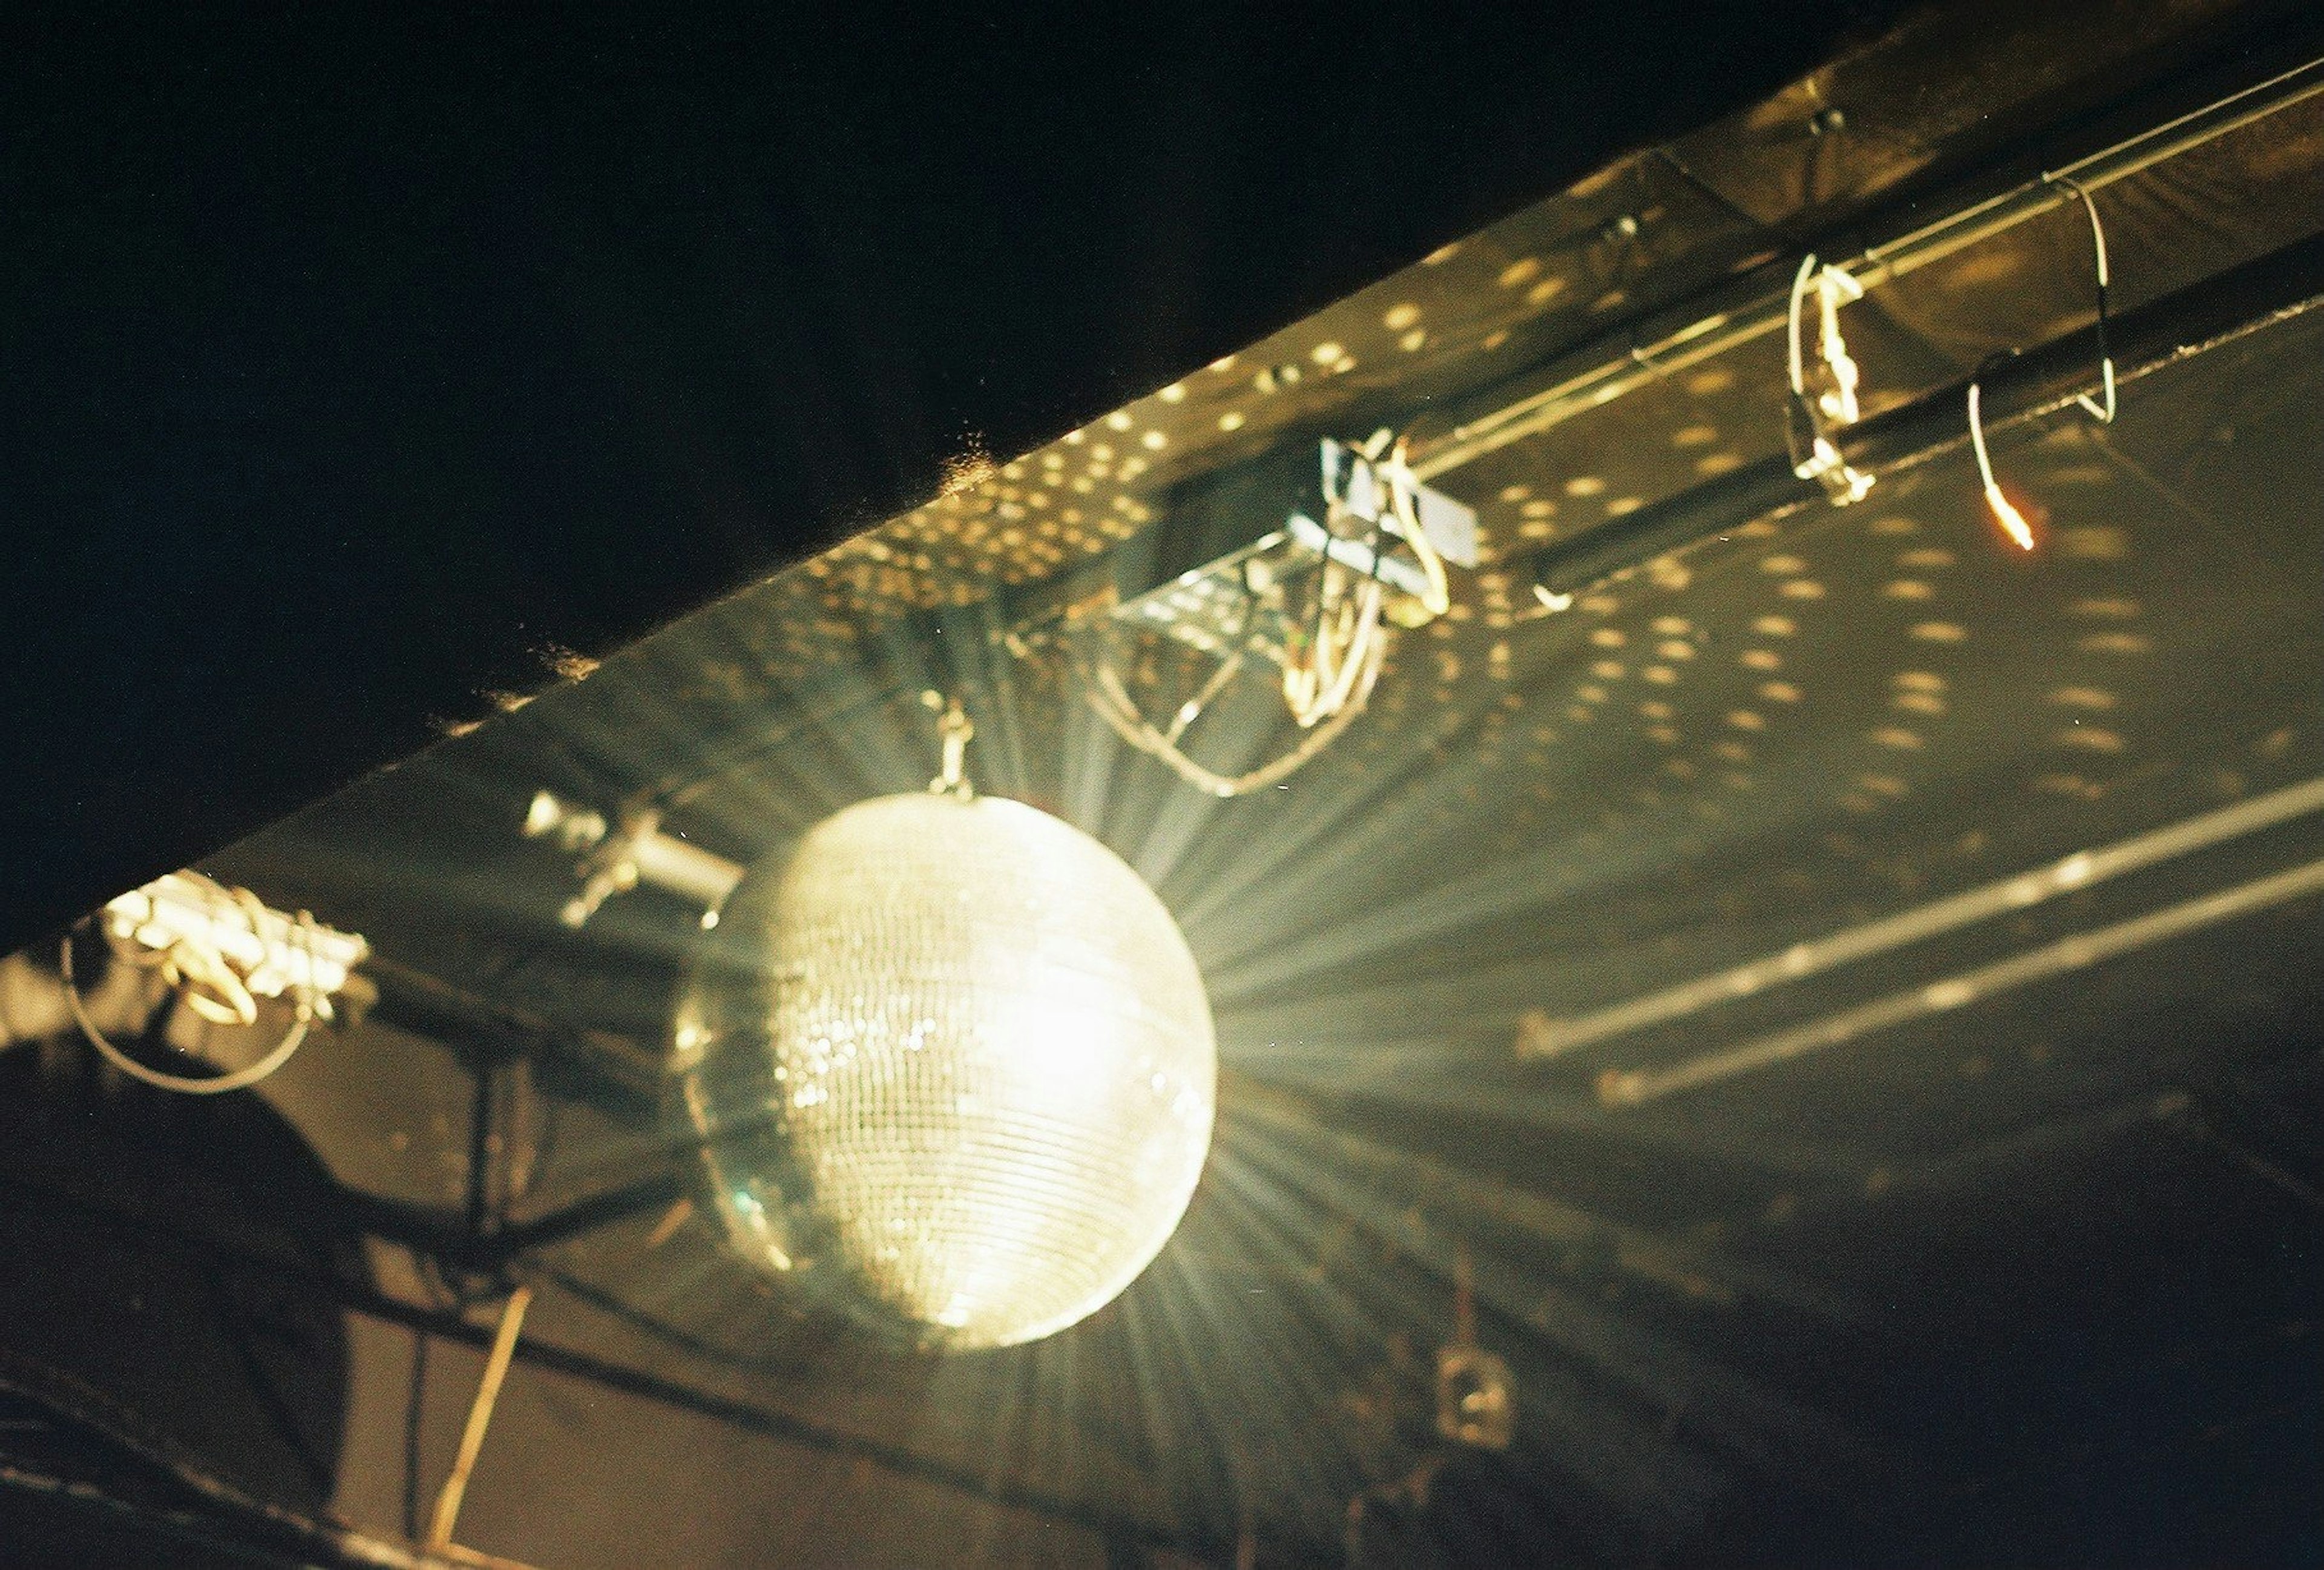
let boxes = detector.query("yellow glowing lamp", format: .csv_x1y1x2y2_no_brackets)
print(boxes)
670,792,1216,1350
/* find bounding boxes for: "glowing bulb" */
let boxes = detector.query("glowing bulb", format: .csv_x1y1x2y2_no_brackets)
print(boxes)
672,794,1216,1350
1983,482,2035,551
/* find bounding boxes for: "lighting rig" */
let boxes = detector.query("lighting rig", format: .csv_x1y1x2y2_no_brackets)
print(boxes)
59,870,370,1095
1008,431,1477,796
1377,54,2324,609
991,58,2322,791
522,789,744,931
405,51,2324,1545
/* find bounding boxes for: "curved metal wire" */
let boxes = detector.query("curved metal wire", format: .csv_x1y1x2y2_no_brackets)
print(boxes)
61,910,319,1095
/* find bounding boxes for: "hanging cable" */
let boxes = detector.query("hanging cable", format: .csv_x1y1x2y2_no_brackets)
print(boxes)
1075,540,1386,796
1784,253,1816,407
1967,379,2035,551
1379,438,1451,619
1960,182,2110,554
1167,646,1250,744
1814,268,1865,427
1282,435,1389,727
1281,434,1448,726
1282,567,1384,728
1078,629,1383,798
1072,430,1452,795
2046,173,2118,424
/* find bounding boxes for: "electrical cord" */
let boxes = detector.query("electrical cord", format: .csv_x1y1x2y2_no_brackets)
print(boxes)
1079,635,1382,798
1967,376,2037,551
1283,434,1444,729
1072,433,1445,795
1784,254,1875,504
1282,461,1386,728
1283,567,1385,729
2046,173,2117,424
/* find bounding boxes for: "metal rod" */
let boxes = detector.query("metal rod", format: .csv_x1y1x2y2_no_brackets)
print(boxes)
0,1460,449,1570
330,1171,688,1272
1521,225,2324,601
1600,853,2324,1106
426,1286,533,1554
1411,53,2324,480
463,1060,497,1241
363,957,661,1120
436,1543,542,1570
1525,774,2324,1061
468,1172,689,1265
625,829,747,908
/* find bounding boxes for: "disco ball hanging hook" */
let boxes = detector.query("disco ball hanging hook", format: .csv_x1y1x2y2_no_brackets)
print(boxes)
921,689,976,800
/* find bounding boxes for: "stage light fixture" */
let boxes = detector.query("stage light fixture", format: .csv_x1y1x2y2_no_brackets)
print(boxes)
525,789,747,930
1068,432,1472,796
61,870,368,1094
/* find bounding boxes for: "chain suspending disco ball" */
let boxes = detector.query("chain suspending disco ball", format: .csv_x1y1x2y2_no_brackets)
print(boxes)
670,792,1216,1350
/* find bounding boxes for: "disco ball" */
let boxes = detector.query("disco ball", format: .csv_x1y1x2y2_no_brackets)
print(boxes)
670,792,1216,1350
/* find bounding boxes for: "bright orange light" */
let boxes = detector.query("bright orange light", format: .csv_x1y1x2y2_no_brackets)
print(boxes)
1983,482,2035,551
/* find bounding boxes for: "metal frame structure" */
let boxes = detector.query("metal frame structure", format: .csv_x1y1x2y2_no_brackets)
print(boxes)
1410,53,2324,482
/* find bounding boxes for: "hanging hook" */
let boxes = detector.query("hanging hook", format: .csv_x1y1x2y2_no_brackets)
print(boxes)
2046,174,2116,424
923,691,976,799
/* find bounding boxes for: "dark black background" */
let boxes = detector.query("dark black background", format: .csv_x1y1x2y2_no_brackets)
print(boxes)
1,2,1893,950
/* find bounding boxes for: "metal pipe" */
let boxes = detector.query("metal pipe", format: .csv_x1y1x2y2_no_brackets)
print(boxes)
625,830,747,910
1600,852,2324,1106
1522,225,2324,602
1525,774,2324,1062
1412,53,2324,481
327,1171,688,1272
524,791,749,929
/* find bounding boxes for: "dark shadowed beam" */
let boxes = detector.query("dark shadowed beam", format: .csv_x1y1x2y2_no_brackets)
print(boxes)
0,1164,1240,1562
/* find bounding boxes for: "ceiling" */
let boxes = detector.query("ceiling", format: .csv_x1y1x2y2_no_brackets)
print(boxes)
7,2,2324,1565
2,0,1915,955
